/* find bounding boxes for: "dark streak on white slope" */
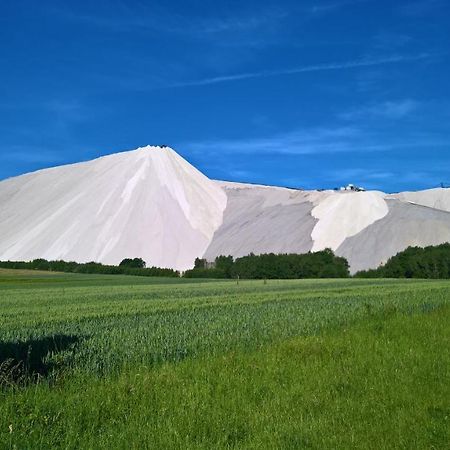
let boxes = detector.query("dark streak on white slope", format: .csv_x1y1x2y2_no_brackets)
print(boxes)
204,184,316,260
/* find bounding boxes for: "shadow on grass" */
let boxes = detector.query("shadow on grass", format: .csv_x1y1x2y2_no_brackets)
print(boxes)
0,334,79,386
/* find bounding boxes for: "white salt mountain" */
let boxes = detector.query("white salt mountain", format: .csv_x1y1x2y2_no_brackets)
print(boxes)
0,145,449,273
0,146,226,270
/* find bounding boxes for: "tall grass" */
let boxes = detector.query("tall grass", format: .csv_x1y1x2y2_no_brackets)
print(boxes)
0,271,448,448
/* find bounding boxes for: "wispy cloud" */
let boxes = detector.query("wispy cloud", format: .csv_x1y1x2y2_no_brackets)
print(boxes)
318,168,443,191
372,31,414,51
397,0,445,16
52,1,370,37
51,4,287,37
226,169,256,180
185,127,360,156
340,99,419,120
184,125,450,157
307,0,370,15
325,168,395,181
0,146,68,165
166,53,432,88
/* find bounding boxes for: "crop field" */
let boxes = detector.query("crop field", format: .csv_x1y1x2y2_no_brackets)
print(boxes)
0,270,449,449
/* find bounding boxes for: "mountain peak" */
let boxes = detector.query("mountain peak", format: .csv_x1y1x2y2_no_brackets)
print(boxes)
0,145,227,270
136,144,172,152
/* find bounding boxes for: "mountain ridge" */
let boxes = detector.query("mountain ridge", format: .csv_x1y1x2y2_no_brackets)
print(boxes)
1,146,449,272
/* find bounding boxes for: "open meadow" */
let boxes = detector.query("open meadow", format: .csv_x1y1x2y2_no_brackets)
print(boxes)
0,269,449,449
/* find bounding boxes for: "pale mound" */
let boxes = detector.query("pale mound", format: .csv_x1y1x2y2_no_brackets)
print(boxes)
337,199,450,273
0,146,227,270
204,184,316,260
311,191,389,251
1,146,448,273
388,188,450,212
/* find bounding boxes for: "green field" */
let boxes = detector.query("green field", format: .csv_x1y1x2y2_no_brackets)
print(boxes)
0,270,449,449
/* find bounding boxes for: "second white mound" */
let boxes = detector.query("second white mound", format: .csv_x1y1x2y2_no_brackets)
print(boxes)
311,191,389,251
0,146,227,270
388,188,450,212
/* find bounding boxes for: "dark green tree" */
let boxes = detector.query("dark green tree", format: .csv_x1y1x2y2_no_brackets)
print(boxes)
215,255,234,277
119,258,146,269
194,258,207,269
355,243,450,279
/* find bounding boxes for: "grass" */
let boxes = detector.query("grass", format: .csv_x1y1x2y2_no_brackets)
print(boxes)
0,270,448,449
0,268,213,289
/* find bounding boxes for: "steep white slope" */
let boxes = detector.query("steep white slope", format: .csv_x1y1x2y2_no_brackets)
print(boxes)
208,183,449,273
310,191,389,251
0,146,227,270
206,183,395,262
337,199,450,273
387,188,450,212
204,183,318,260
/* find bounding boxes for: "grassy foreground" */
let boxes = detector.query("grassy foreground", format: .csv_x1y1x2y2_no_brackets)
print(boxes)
0,270,449,449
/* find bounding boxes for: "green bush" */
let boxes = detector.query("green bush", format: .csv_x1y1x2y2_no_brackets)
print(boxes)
183,249,350,279
119,258,146,269
231,249,349,279
184,268,227,279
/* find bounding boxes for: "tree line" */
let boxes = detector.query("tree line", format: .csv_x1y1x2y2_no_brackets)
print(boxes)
1,243,448,280
355,243,450,279
184,249,350,279
0,258,179,278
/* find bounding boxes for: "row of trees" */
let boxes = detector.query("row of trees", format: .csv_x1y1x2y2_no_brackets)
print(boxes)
2,244,448,280
355,243,450,279
185,249,350,279
0,258,179,278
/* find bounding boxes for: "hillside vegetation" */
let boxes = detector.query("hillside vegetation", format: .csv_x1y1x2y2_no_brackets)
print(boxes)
186,249,350,279
356,243,450,278
2,243,450,281
0,258,179,278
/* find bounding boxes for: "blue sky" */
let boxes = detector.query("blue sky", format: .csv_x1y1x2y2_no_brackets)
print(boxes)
1,0,449,192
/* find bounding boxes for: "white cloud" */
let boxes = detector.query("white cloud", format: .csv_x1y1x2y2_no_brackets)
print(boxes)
166,54,431,89
185,127,361,156
340,99,419,120
184,125,450,157
307,0,370,15
51,4,287,36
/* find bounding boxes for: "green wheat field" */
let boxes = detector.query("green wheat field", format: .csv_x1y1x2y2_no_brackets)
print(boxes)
0,269,449,449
